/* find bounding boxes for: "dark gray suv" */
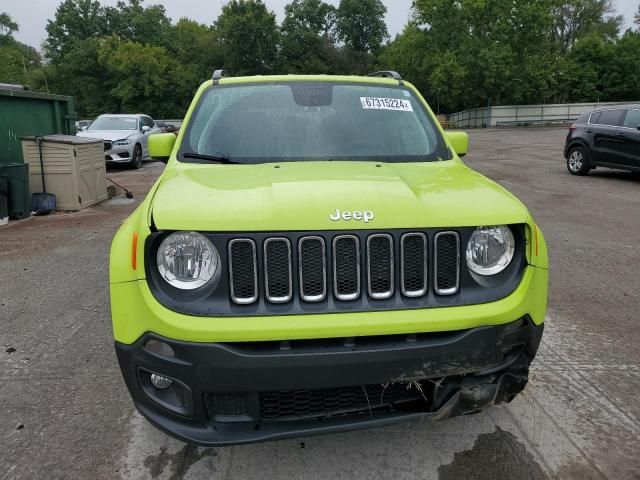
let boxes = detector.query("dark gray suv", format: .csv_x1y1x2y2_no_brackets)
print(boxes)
564,106,640,175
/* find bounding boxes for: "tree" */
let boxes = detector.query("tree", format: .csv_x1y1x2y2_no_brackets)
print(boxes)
104,0,173,48
215,0,279,75
280,0,337,73
635,4,639,27
336,0,388,53
0,12,18,37
550,0,623,53
45,0,107,61
0,14,42,86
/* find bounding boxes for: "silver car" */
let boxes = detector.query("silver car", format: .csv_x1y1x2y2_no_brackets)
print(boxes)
77,114,161,168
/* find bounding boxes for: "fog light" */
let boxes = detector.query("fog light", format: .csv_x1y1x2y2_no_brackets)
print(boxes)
150,374,173,390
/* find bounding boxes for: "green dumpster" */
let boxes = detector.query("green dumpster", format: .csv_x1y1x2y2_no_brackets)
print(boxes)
0,163,31,219
0,174,8,226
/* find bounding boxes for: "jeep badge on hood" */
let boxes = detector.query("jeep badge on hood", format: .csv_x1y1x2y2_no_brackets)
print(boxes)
329,209,375,223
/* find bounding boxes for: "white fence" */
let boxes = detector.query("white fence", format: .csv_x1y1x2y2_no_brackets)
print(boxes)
447,102,639,128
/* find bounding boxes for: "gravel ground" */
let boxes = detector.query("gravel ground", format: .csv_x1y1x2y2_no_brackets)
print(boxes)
1,129,639,479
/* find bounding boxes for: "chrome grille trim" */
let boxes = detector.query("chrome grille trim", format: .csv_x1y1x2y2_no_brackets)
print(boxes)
434,231,460,296
298,236,327,303
332,235,361,301
228,239,258,305
400,233,428,297
367,234,394,300
264,238,293,304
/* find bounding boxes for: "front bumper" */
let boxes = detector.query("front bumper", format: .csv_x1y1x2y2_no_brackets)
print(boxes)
115,317,543,446
105,146,134,163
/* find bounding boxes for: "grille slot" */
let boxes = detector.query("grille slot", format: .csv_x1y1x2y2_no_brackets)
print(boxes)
208,394,250,417
260,383,427,420
298,237,327,302
434,232,460,295
229,239,258,304
333,235,361,301
367,234,394,299
401,233,428,297
264,238,292,303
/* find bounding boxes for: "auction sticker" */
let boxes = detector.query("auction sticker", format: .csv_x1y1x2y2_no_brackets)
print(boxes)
360,97,413,112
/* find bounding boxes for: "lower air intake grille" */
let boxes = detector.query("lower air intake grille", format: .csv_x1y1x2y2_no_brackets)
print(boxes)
260,383,427,420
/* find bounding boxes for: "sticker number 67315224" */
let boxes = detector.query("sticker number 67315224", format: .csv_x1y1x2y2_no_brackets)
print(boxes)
360,97,414,112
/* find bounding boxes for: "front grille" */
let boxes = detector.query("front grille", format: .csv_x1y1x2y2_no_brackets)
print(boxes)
264,238,292,303
298,237,327,302
401,233,427,297
229,239,258,304
104,141,112,151
260,383,427,420
226,230,463,305
333,235,361,301
367,234,394,299
435,232,460,295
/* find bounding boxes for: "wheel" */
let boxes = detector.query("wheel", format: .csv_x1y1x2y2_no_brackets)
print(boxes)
131,144,143,169
567,146,590,176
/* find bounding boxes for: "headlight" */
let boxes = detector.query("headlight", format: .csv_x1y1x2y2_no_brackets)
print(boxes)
113,138,131,146
466,226,515,276
157,232,220,290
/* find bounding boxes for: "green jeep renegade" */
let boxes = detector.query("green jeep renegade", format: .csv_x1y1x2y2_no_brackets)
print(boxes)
110,70,548,446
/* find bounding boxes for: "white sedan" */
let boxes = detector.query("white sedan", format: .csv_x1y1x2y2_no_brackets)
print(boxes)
77,114,161,169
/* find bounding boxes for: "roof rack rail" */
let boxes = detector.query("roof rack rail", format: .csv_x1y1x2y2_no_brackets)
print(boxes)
367,71,403,81
212,69,228,82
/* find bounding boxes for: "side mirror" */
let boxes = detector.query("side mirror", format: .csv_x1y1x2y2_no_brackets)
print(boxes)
148,132,176,164
636,124,640,130
81,126,88,131
445,131,469,157
141,125,151,133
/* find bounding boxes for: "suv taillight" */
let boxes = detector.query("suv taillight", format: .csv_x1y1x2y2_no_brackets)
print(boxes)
569,123,577,133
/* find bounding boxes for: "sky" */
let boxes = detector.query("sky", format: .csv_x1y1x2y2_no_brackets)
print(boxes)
2,0,638,50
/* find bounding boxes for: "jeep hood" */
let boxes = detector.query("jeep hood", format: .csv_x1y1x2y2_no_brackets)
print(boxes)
151,161,529,231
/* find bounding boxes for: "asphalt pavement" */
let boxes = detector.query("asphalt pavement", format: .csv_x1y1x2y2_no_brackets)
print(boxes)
1,128,639,479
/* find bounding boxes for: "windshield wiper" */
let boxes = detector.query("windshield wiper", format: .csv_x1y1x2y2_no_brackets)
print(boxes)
181,152,239,164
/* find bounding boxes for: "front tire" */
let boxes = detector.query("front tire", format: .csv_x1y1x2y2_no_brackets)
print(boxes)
567,146,590,176
131,144,143,169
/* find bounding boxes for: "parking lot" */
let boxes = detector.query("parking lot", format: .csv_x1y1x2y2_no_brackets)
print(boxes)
1,128,639,480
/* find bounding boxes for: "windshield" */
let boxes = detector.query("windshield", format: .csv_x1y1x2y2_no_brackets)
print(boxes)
89,116,138,131
180,82,449,163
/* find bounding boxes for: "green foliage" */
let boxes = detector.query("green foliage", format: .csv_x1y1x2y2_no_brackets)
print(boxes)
0,12,18,36
280,0,336,73
216,0,279,75
336,0,389,53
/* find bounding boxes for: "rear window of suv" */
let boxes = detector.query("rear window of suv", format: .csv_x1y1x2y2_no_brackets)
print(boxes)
591,109,625,127
180,82,450,164
623,109,640,128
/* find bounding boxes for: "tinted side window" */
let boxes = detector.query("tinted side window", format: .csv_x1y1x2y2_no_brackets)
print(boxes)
623,109,640,128
589,111,601,124
597,109,624,127
142,117,154,128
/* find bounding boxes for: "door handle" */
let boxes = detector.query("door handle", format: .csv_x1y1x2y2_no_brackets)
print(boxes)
617,132,626,137
586,129,593,133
